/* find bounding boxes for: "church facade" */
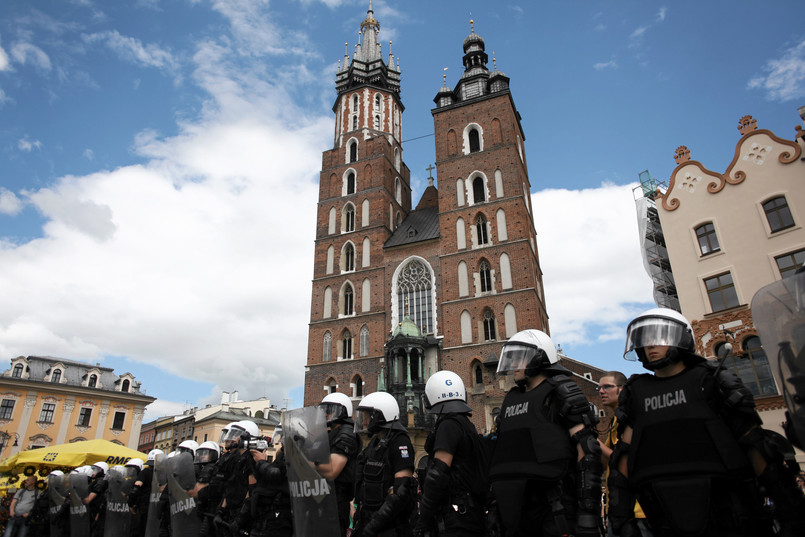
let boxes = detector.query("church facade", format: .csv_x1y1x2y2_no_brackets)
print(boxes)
303,4,554,439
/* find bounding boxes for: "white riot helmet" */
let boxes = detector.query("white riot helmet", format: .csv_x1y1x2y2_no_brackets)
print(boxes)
195,441,220,465
219,422,240,447
497,329,559,380
319,392,353,425
126,458,144,472
221,420,258,449
354,392,401,436
49,470,64,477
177,440,198,456
146,449,164,465
624,308,695,370
424,370,472,415
91,461,109,478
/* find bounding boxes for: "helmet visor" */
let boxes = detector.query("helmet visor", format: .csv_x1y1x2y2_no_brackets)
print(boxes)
220,427,249,446
195,448,218,464
318,402,345,423
497,344,541,375
624,317,689,361
353,407,379,435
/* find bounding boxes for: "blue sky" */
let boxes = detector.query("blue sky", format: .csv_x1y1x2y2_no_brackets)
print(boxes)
1,0,803,420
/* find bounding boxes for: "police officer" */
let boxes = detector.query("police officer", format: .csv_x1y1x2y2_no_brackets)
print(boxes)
352,391,416,537
315,392,361,537
213,420,259,534
609,308,805,537
415,370,487,537
128,449,161,537
490,329,603,537
83,462,109,537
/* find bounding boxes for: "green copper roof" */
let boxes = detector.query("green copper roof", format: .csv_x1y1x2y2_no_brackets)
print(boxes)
391,315,423,339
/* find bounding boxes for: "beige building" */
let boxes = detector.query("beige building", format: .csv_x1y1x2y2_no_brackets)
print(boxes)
642,111,805,459
0,355,155,456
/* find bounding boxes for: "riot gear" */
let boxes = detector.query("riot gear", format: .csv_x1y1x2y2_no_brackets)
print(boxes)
320,391,353,425
424,370,473,414
127,458,145,472
146,449,163,465
354,391,401,435
195,441,220,465
176,439,198,456
497,329,560,382
624,307,696,370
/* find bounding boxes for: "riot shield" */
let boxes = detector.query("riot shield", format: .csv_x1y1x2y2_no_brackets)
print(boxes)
283,406,340,537
48,473,69,537
751,271,805,449
144,453,166,537
167,451,201,537
104,467,135,537
69,473,91,537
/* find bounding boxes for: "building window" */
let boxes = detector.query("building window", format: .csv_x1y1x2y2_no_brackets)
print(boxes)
349,143,357,163
346,173,356,195
474,365,483,385
38,403,55,423
11,364,22,378
695,222,720,256
360,325,369,357
0,399,15,420
343,285,354,316
483,310,497,341
51,369,61,383
476,215,489,245
469,128,480,153
77,408,92,427
343,244,355,272
352,95,358,109
344,205,355,232
88,374,97,388
480,260,492,293
719,337,777,397
343,330,353,360
473,176,486,203
323,332,332,362
776,248,805,278
352,115,358,130
121,379,130,392
354,375,363,397
763,196,795,233
396,259,434,334
112,412,126,430
374,115,380,129
704,272,740,312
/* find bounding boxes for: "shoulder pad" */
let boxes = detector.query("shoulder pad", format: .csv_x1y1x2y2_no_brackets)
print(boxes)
552,378,596,426
703,361,756,411
333,428,360,457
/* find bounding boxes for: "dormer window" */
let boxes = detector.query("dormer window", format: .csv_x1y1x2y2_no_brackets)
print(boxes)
51,369,61,383
121,379,130,392
88,374,97,388
12,364,22,378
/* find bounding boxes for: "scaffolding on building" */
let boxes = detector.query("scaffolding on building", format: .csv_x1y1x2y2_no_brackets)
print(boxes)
633,170,680,311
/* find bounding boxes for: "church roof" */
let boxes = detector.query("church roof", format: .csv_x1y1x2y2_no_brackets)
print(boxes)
384,206,440,248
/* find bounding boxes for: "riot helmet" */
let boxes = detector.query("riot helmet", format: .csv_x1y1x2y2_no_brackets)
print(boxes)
319,392,353,426
424,370,472,415
126,458,144,472
497,329,559,382
354,391,400,435
220,420,258,449
624,308,695,370
219,421,239,447
176,440,198,456
49,470,64,477
90,461,108,478
146,449,163,465
195,441,220,464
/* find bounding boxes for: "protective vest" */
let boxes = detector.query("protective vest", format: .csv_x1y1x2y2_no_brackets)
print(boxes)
425,414,484,501
627,365,751,486
355,432,397,510
329,421,359,497
251,454,292,531
490,380,576,481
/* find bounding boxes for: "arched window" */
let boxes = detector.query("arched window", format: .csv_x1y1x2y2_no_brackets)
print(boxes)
476,214,489,245
342,330,353,360
51,369,61,383
500,253,512,290
346,172,356,195
342,243,355,272
695,222,720,255
352,95,358,109
342,284,354,316
395,178,402,204
460,310,472,344
353,375,364,397
360,325,369,357
458,261,469,297
456,178,465,206
473,176,486,203
469,128,481,153
479,260,492,293
483,309,496,341
456,217,467,250
375,94,381,108
323,332,332,362
763,196,795,233
352,115,358,130
326,245,334,274
496,209,508,241
474,364,483,385
121,379,130,392
323,286,333,318
374,115,380,129
88,374,97,388
343,204,355,232
328,207,337,234
396,258,434,334
12,364,22,378
349,142,357,163
327,379,337,394
504,303,518,337
362,199,370,227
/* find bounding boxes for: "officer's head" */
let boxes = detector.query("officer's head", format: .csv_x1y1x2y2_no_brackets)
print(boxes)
146,449,163,466
220,420,259,450
90,461,108,479
176,440,198,457
195,441,220,465
624,308,695,371
319,392,353,427
497,329,558,386
424,370,472,415
354,391,400,436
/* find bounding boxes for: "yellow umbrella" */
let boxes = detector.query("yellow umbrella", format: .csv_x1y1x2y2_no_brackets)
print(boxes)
0,439,146,472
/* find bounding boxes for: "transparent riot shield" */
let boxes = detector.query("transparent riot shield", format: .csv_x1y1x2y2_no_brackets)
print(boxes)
144,453,167,537
751,270,805,449
283,406,340,537
48,473,69,537
69,473,91,537
104,467,136,537
167,451,201,537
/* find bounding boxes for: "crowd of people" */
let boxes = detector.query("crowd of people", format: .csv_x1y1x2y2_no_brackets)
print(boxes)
2,307,805,537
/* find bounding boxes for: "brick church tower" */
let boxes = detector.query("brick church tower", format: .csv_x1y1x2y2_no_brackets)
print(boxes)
304,5,550,447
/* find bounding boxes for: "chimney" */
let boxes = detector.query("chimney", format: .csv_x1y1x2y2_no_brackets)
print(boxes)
232,390,239,402
221,391,229,404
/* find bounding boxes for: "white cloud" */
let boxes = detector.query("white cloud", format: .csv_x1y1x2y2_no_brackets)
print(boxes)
532,184,654,347
10,42,52,71
0,188,23,216
83,148,95,160
748,39,805,102
594,58,618,70
656,7,667,22
0,44,10,71
82,30,179,73
17,137,42,152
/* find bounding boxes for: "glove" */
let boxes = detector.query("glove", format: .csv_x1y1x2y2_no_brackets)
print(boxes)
574,512,603,537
